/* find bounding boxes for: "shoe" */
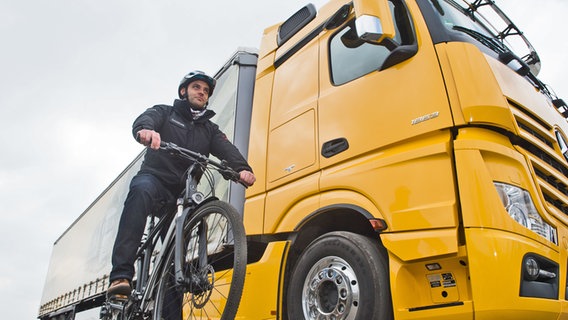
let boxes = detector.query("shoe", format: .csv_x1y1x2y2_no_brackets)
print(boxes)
106,279,131,299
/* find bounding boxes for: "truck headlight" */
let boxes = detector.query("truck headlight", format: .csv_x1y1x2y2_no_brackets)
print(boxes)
494,182,557,245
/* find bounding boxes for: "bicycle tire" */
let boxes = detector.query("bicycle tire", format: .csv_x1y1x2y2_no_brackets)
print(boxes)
152,200,247,320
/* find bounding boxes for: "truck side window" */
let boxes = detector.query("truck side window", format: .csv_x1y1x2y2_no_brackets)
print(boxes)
329,0,415,85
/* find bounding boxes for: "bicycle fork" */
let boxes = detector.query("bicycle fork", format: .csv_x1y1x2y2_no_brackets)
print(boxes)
173,201,211,294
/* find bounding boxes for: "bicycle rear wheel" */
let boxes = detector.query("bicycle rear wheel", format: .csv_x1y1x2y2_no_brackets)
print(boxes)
152,200,247,320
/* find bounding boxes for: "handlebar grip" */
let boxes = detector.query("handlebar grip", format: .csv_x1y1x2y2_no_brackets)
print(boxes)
220,169,238,181
160,141,179,149
220,169,249,188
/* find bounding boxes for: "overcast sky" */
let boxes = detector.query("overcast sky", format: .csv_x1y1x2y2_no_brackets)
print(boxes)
0,1,566,319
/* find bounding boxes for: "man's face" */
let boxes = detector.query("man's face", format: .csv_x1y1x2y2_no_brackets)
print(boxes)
181,80,210,109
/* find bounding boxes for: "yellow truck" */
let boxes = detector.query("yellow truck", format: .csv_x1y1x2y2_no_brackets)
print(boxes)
39,0,568,319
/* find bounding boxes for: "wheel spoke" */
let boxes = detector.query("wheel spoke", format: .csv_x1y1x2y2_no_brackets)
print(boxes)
151,200,246,320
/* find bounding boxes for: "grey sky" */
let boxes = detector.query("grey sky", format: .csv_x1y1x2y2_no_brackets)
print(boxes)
0,1,565,319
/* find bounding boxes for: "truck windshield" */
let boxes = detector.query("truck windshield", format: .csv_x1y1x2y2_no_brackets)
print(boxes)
425,0,568,118
436,1,494,39
434,1,508,52
429,0,541,77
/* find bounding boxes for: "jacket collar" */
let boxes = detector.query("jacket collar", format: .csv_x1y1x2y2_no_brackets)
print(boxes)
173,99,216,122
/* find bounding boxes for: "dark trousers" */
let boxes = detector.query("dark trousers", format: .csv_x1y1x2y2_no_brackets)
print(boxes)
110,174,175,282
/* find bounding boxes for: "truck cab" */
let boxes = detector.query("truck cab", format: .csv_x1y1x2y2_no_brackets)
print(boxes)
242,0,568,319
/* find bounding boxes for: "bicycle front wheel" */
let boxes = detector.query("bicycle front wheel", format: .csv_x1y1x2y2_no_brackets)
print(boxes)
152,200,247,320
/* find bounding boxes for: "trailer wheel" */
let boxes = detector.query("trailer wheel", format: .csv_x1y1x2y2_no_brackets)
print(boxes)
287,231,392,320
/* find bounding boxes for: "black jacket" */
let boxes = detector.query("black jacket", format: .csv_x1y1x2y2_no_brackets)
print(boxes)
132,99,252,192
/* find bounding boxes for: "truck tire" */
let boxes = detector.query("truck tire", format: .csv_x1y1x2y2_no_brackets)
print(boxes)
287,231,393,320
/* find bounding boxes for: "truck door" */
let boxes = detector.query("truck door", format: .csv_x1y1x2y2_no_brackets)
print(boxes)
318,0,453,166
317,0,458,232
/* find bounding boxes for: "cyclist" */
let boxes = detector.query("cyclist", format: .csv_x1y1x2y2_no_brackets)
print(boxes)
107,70,256,298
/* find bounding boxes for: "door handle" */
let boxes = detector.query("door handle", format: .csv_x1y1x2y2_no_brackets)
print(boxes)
321,138,349,158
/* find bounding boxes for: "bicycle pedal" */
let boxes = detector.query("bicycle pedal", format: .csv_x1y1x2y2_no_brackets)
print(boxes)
108,294,129,302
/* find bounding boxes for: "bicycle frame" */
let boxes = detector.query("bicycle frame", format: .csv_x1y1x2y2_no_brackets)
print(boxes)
134,161,208,307
101,141,245,319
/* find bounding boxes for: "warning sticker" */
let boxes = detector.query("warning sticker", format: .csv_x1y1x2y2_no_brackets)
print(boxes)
442,273,456,287
427,273,456,288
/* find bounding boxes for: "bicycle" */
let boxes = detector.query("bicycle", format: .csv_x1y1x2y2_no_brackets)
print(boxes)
100,141,248,320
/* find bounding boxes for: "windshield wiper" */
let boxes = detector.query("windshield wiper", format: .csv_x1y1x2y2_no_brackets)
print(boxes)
452,25,531,76
452,25,507,54
459,0,541,76
454,26,550,101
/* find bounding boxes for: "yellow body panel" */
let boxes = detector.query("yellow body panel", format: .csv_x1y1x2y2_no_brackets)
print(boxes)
319,130,458,232
180,242,289,319
247,71,274,197
266,19,320,189
243,192,265,234
389,246,473,320
381,228,458,262
454,127,559,248
266,110,317,183
466,228,560,320
435,42,514,129
235,242,289,319
264,172,319,234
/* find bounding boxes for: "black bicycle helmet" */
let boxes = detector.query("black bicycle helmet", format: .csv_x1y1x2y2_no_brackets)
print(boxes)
178,70,216,99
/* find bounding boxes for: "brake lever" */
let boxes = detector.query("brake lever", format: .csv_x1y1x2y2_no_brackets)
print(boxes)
219,162,249,189
159,141,180,154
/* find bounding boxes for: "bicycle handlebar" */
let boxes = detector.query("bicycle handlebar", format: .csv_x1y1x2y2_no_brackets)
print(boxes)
159,141,248,187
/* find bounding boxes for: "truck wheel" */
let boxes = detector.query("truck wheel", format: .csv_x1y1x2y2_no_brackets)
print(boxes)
287,231,393,320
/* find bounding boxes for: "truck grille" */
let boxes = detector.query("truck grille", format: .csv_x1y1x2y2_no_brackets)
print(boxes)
510,102,568,216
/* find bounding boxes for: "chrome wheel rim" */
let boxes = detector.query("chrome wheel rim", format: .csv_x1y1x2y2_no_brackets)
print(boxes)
302,256,359,320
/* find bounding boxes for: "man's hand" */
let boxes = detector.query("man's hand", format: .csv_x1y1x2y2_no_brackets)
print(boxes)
137,129,161,150
239,170,256,187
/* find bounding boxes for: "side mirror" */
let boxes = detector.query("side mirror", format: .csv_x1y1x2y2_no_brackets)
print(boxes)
353,0,396,43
